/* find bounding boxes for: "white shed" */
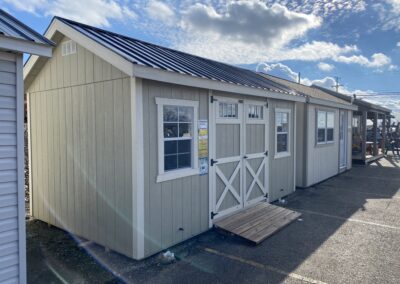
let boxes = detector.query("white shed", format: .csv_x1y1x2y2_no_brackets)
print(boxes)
0,9,53,283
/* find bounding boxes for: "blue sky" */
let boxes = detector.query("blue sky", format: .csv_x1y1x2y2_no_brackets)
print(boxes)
2,0,400,117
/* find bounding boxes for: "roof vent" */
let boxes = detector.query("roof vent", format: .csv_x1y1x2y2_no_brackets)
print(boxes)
61,40,76,56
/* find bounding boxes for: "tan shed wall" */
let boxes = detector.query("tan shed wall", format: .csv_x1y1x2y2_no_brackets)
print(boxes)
142,80,209,257
295,102,306,187
306,105,340,186
268,99,295,201
27,37,136,258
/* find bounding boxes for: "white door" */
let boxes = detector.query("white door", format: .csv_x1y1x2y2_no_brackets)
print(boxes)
339,110,347,170
243,101,269,206
210,97,268,220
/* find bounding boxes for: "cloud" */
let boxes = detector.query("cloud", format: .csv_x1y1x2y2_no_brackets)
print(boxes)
182,1,321,49
318,62,334,72
146,0,175,25
374,0,400,32
3,0,136,27
335,53,392,68
397,42,400,47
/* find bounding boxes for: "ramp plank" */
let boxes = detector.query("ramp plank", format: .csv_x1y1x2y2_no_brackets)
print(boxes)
214,203,301,244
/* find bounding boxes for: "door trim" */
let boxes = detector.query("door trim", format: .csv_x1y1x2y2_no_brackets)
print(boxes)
339,110,348,171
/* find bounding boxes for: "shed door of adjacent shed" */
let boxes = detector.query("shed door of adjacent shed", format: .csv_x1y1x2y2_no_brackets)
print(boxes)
339,110,348,170
210,98,268,220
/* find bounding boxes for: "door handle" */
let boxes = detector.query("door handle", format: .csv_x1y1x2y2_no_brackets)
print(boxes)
243,155,248,159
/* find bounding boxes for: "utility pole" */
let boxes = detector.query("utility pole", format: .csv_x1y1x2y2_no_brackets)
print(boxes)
333,76,342,93
298,72,301,84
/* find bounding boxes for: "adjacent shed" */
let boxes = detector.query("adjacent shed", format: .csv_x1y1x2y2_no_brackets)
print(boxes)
24,17,307,259
314,86,391,164
259,75,358,187
0,9,53,284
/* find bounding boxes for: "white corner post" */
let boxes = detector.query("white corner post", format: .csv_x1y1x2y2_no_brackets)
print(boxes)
16,54,27,284
131,77,145,259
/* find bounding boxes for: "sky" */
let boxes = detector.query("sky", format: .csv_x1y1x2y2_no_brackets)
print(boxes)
2,0,400,119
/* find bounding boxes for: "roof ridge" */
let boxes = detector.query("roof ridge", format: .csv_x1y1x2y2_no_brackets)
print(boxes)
55,16,257,75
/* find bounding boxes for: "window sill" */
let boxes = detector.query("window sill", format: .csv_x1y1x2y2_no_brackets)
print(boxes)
156,168,199,183
316,141,335,147
274,152,291,159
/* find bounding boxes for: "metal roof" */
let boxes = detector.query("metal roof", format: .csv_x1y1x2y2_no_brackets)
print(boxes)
0,9,54,46
55,17,299,96
259,73,352,106
312,86,391,114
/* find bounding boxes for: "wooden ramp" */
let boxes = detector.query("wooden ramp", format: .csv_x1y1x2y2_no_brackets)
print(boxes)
214,203,301,244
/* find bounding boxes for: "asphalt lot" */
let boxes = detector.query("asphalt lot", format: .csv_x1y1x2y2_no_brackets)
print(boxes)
27,156,400,284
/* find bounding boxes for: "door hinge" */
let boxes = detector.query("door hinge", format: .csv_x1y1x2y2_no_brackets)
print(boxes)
265,193,269,199
211,211,218,220
210,96,217,103
265,151,268,156
211,159,218,166
266,102,269,108
238,99,244,103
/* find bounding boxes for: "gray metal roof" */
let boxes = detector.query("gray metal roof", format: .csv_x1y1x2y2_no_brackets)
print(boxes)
55,17,299,96
260,73,352,106
312,86,391,114
0,9,54,46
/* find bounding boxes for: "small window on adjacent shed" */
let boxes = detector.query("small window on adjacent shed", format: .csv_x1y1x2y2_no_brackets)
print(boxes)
61,40,77,56
317,110,335,144
156,98,199,183
275,108,291,158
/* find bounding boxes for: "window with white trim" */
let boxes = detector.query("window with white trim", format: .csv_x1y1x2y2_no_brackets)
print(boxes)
248,104,263,119
317,110,335,144
61,40,76,56
156,98,199,182
275,109,290,158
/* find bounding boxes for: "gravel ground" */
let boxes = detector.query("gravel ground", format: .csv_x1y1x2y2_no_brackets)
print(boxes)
27,156,400,284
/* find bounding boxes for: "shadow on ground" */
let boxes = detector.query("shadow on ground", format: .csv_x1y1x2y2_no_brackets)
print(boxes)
27,155,400,284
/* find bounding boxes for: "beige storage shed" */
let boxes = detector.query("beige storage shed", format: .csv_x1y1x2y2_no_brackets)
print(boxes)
260,74,358,187
24,17,307,260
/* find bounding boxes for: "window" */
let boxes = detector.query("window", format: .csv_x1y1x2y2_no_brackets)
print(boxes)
61,40,76,56
218,102,238,118
248,105,263,119
156,98,199,182
275,109,291,158
317,110,335,144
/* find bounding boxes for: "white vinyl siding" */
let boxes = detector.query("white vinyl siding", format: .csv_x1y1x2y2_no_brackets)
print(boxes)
156,98,199,183
0,52,22,284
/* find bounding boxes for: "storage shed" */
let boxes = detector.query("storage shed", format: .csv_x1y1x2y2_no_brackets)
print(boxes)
260,74,357,187
0,9,53,284
313,86,391,164
24,17,307,260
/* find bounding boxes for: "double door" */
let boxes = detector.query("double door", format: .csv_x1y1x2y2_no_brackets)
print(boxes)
210,97,269,220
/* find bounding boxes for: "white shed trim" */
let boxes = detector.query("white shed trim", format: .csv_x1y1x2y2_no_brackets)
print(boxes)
308,97,357,111
131,77,145,259
16,54,27,284
0,35,52,57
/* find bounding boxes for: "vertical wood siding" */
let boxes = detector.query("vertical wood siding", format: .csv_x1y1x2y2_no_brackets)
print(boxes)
28,37,135,258
306,105,340,186
0,53,19,283
142,80,209,257
295,102,306,187
268,99,295,201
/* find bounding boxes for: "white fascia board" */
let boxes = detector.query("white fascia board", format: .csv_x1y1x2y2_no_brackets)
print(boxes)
132,64,306,103
309,97,358,111
0,35,52,57
23,19,133,81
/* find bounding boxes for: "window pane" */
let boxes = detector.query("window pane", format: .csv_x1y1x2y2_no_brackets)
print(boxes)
178,153,191,168
277,133,288,153
179,123,192,137
164,123,178,138
327,128,334,141
317,111,326,128
178,140,191,153
164,155,177,171
178,107,193,122
327,112,334,128
219,102,238,118
249,105,263,119
276,112,288,132
318,129,326,143
164,141,177,155
163,106,178,122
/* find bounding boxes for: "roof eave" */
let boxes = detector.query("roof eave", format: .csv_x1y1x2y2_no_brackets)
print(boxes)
308,97,358,111
0,35,52,57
